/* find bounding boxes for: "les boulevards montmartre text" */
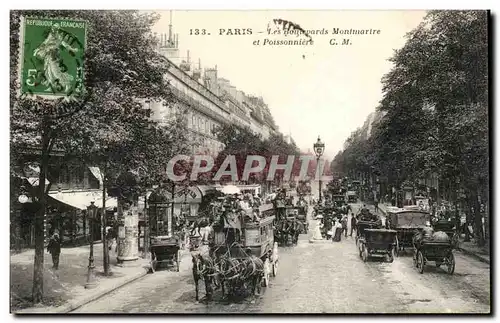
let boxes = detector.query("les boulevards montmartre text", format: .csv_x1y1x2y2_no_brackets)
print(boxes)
166,154,332,182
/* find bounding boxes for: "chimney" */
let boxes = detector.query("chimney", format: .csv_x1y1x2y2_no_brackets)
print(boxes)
168,10,173,45
187,50,190,64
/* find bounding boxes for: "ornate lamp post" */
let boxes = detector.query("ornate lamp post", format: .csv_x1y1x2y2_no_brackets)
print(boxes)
313,136,325,204
85,201,98,289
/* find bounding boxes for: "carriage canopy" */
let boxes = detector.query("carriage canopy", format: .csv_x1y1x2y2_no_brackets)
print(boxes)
388,210,430,229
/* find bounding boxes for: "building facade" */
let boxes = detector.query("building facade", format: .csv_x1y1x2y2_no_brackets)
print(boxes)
150,23,279,156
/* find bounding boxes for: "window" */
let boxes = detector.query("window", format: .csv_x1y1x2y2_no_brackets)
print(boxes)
192,115,196,129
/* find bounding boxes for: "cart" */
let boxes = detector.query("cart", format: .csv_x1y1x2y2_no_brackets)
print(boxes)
150,236,181,272
347,191,357,203
147,190,182,273
413,239,455,275
211,215,278,288
358,228,397,263
355,220,381,247
387,209,430,256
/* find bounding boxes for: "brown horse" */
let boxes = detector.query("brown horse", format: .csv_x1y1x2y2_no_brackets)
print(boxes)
192,252,218,302
289,220,305,245
218,255,244,300
218,254,264,301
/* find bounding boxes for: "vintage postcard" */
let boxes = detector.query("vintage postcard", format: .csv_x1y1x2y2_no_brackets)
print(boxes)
10,9,490,314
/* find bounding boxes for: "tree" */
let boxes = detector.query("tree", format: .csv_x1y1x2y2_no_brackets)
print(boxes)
213,124,301,188
333,10,488,246
11,10,180,304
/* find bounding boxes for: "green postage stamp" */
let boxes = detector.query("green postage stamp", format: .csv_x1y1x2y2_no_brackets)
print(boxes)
20,17,87,98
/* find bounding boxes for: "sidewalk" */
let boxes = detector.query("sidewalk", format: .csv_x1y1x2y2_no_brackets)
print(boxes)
11,243,150,314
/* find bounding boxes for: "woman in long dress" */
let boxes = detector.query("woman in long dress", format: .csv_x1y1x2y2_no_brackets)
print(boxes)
312,218,323,240
332,219,343,242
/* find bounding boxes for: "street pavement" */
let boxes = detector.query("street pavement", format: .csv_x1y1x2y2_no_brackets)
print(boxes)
73,202,490,314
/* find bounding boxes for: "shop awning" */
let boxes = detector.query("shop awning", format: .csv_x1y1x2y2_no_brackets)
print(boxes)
88,166,103,185
49,190,117,210
216,185,241,195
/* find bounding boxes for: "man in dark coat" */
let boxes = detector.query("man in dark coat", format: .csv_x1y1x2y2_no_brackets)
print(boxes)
47,232,61,270
350,213,357,237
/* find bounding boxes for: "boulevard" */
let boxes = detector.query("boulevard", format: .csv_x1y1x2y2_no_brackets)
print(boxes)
73,203,490,314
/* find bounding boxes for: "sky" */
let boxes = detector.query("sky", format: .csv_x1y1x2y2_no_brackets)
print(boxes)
152,10,427,159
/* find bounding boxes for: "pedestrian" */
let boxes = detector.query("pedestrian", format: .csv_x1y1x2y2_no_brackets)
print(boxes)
47,231,61,270
374,198,379,213
332,219,343,242
350,213,357,237
312,217,323,240
341,215,348,237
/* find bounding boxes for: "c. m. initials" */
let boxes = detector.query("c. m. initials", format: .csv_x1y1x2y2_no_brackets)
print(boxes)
329,38,351,46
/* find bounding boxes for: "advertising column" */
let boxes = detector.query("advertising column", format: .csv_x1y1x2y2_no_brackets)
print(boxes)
117,199,139,265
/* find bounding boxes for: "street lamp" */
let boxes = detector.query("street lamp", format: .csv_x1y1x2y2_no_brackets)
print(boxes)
313,136,325,204
85,201,98,289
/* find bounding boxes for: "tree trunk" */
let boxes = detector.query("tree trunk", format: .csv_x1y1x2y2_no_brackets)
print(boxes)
32,121,50,304
483,203,489,250
473,192,485,247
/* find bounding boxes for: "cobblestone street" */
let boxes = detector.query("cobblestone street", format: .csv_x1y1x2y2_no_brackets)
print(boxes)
73,203,490,314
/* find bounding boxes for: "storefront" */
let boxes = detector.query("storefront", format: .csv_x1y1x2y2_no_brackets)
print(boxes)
48,190,117,246
141,185,219,247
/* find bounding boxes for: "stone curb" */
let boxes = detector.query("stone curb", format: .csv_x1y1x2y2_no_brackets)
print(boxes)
457,247,490,265
15,266,150,314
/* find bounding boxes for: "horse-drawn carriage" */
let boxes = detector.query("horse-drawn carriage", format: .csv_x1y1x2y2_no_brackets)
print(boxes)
150,235,181,273
358,228,397,263
347,191,357,203
432,219,459,249
274,207,305,245
386,208,430,256
412,230,455,274
147,192,182,273
355,219,381,246
331,195,347,210
191,196,279,302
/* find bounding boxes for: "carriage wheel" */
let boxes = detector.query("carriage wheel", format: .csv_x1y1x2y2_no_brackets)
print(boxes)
359,243,364,258
361,246,368,263
412,251,417,267
262,258,271,287
446,253,455,275
386,252,394,263
176,250,181,272
416,250,424,274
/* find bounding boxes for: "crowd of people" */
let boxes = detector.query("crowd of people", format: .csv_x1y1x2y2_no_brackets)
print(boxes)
311,203,381,243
